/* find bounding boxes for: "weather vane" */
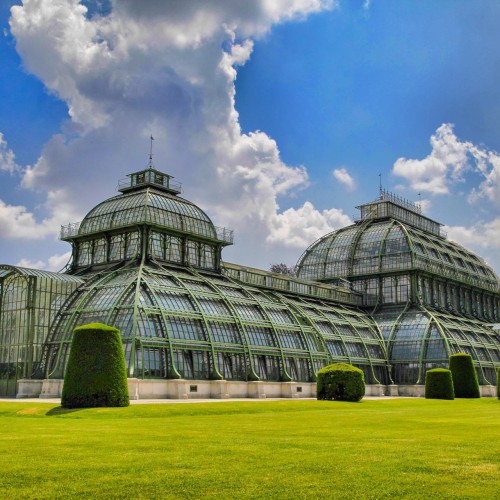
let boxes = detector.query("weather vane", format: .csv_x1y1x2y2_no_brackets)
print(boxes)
148,134,154,169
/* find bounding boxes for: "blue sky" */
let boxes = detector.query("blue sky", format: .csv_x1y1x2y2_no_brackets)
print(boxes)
0,0,499,275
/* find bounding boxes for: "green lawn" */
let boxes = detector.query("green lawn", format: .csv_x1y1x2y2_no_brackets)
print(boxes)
0,398,499,499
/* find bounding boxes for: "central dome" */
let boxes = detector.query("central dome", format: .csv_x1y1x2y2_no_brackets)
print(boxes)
60,167,233,274
78,188,217,240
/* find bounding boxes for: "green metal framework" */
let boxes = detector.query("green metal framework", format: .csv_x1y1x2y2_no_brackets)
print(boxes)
0,266,83,396
42,262,389,384
296,193,500,385
374,306,500,385
2,168,499,395
61,168,234,275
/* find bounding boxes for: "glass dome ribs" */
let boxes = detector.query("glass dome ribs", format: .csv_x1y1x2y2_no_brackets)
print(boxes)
373,306,500,386
42,265,389,384
61,189,231,243
297,219,499,291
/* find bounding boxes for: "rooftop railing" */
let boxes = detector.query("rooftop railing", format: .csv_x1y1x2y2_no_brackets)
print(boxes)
380,189,422,214
60,219,234,244
60,222,80,239
222,262,362,306
117,176,182,193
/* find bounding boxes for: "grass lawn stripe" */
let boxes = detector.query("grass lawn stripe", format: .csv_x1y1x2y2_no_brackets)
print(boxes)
0,399,498,498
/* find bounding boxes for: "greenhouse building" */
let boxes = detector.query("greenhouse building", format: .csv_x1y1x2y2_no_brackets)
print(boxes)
1,164,499,399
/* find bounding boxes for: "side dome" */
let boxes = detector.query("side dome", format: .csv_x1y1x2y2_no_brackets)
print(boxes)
296,218,500,292
296,220,411,282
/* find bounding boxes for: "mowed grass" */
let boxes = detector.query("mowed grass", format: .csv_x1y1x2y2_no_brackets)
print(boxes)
0,398,499,499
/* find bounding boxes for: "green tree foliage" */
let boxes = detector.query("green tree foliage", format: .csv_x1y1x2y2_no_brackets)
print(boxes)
448,353,480,398
269,263,296,276
62,323,129,408
425,368,454,400
317,362,365,402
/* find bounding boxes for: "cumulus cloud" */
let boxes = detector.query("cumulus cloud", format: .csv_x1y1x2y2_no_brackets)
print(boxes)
393,123,500,205
7,0,340,265
0,187,79,240
267,201,351,248
17,251,71,272
393,124,472,194
446,219,500,250
0,132,20,174
446,219,500,274
0,199,56,239
332,167,355,191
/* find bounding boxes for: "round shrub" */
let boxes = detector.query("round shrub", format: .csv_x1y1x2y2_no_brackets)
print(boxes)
425,368,454,400
62,323,129,408
448,353,480,399
317,362,365,402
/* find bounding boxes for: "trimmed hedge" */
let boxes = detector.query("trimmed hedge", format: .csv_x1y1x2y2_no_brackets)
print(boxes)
62,323,129,408
448,353,480,399
425,368,454,400
317,362,365,402
497,367,500,400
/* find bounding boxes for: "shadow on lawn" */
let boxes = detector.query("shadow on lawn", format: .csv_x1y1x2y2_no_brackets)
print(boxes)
46,406,86,416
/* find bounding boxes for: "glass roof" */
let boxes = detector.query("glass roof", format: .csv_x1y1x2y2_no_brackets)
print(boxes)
0,264,84,283
373,306,500,385
42,264,389,384
296,220,500,292
77,188,217,239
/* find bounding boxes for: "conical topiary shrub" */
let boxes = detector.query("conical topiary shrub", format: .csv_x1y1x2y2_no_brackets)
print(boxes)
497,367,500,400
62,323,129,408
448,353,480,398
317,362,365,402
425,368,454,400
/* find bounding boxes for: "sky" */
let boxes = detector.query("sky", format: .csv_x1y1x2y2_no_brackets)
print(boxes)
0,0,499,276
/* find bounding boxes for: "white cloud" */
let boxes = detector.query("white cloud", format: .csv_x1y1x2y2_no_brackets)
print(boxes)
16,251,71,272
267,201,351,248
332,167,355,190
16,258,46,269
0,132,20,174
392,123,500,205
446,218,500,250
446,219,500,275
8,0,338,267
0,199,56,239
393,123,473,194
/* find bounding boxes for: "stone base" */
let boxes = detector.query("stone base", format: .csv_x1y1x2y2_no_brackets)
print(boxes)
16,379,44,398
14,380,498,400
396,385,426,397
480,385,496,398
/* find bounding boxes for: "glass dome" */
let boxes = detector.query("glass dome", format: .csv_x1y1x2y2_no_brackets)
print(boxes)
42,264,390,384
78,188,217,240
296,220,500,291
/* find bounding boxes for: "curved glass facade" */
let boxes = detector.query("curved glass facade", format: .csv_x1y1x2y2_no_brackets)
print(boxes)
1,170,499,396
375,307,500,385
0,266,83,396
43,265,389,384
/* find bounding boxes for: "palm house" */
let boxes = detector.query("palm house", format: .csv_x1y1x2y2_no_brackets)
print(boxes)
1,164,499,399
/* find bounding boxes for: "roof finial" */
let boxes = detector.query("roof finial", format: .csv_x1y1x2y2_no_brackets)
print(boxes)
379,173,382,198
148,134,154,169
